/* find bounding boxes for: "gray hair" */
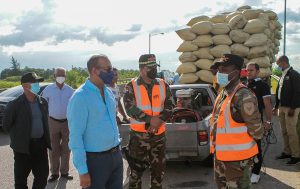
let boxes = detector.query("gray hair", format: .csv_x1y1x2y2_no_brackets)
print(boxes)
87,54,109,73
54,67,66,75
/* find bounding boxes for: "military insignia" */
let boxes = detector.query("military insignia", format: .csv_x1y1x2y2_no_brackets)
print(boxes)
243,102,255,115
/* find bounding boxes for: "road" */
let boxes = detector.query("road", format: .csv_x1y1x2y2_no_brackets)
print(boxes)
0,115,300,189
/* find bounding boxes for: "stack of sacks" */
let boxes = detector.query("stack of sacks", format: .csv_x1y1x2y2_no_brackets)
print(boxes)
176,5,282,84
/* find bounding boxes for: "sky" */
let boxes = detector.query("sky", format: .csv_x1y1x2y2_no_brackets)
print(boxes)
0,0,300,72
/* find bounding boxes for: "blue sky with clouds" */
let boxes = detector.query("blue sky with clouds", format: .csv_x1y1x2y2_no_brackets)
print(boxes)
0,0,299,72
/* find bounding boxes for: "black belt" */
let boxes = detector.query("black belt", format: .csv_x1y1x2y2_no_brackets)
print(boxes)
86,145,120,155
50,117,67,123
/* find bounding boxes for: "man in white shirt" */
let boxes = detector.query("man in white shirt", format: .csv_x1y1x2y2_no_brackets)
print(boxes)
42,67,74,181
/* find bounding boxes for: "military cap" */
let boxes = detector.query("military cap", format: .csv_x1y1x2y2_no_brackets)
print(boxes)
21,72,44,84
211,54,244,70
139,54,160,67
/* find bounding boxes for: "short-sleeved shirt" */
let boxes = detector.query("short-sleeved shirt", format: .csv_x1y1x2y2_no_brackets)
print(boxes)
247,78,271,114
42,83,74,119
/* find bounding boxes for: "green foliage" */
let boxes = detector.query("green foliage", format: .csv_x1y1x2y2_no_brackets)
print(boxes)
272,67,282,77
4,76,21,82
0,80,19,89
65,68,89,88
118,69,139,80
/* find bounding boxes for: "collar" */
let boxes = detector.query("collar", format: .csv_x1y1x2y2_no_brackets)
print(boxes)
282,66,291,75
54,83,66,90
136,76,160,86
224,79,240,95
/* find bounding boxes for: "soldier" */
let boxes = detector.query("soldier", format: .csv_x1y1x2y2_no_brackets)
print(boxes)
123,54,174,189
210,54,264,189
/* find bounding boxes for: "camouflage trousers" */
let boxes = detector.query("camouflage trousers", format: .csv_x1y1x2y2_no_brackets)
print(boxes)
127,131,166,189
214,157,254,189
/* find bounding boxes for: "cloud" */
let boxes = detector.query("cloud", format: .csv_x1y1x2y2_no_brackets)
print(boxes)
127,24,142,32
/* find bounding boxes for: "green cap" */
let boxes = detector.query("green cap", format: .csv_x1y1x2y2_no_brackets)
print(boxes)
139,54,159,67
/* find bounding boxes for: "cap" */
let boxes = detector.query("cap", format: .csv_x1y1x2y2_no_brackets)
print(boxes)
212,54,244,70
139,54,160,67
21,72,44,84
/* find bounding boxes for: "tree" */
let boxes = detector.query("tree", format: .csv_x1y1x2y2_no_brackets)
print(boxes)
10,56,21,76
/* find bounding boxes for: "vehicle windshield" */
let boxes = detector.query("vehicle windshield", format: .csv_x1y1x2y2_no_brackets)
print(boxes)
0,86,23,97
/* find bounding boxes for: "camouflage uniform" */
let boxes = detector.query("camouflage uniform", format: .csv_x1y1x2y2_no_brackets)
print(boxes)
211,80,264,189
123,76,174,189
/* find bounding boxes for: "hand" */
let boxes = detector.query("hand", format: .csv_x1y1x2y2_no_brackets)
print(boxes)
288,109,295,117
263,122,272,134
150,116,163,128
80,173,91,189
147,125,160,134
122,117,130,123
272,108,278,116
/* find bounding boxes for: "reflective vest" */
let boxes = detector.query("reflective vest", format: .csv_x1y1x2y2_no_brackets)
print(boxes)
130,78,166,135
210,83,258,161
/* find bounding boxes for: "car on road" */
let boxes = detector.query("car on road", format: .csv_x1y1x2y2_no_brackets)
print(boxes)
0,83,50,128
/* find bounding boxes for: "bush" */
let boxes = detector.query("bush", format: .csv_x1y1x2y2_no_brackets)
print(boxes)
0,80,19,89
4,76,22,82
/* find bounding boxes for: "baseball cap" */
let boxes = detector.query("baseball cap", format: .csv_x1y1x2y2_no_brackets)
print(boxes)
21,72,44,84
212,54,244,70
139,54,160,67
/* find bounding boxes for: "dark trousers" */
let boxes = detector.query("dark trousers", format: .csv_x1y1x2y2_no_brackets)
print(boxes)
252,140,263,175
14,139,49,189
86,148,123,189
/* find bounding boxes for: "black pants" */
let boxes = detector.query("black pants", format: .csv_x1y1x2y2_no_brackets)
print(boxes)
14,139,49,189
252,139,263,175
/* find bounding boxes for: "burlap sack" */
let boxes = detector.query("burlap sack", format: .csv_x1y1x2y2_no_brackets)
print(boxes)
187,15,210,27
210,15,226,23
244,33,268,47
275,30,282,39
242,9,262,20
258,13,270,26
179,73,199,84
237,5,251,11
210,45,231,58
179,52,198,63
196,70,214,83
264,28,271,38
275,20,283,30
212,35,232,45
191,21,213,35
229,29,250,43
243,19,266,34
176,28,197,41
193,48,214,59
231,44,249,57
265,10,277,20
195,59,213,70
275,39,280,47
192,35,213,47
211,23,230,35
176,62,197,74
269,20,277,31
225,12,241,23
248,56,271,68
177,41,198,52
228,15,247,30
247,45,268,59
258,67,272,78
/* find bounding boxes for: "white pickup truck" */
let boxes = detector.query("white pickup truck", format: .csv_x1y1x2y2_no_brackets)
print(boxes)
118,84,217,162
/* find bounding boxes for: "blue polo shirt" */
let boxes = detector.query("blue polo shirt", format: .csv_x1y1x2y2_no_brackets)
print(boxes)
67,79,120,175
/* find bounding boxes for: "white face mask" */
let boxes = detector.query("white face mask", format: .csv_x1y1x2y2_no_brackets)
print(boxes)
56,76,65,84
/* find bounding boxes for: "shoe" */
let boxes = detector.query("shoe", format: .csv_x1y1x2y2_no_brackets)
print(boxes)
275,152,291,160
48,174,59,182
250,173,260,184
61,173,73,180
286,157,300,165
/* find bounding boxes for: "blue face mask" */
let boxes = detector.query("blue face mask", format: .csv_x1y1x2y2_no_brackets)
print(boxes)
276,66,282,72
99,71,114,84
30,83,40,94
216,71,236,87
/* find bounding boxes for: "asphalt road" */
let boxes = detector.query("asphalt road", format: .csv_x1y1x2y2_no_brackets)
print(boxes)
0,115,300,189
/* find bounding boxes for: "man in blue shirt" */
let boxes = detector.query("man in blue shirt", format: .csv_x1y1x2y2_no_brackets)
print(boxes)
67,54,123,189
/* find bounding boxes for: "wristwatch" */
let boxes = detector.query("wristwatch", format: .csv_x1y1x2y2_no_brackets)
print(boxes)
265,121,272,125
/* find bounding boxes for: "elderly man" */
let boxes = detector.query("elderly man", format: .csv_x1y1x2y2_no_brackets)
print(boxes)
42,68,74,182
68,55,123,189
3,72,51,189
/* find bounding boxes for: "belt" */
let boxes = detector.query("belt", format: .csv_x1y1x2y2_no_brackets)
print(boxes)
86,145,120,155
50,117,67,123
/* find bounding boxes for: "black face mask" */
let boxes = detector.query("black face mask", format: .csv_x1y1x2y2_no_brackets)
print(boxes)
147,68,157,79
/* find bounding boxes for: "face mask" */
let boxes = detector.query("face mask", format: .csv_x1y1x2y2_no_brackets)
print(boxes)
216,70,237,87
276,66,282,72
99,70,114,84
30,83,40,94
147,68,157,79
56,76,65,84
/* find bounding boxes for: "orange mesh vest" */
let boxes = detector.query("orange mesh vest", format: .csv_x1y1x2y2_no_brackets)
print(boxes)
210,83,258,161
130,78,166,135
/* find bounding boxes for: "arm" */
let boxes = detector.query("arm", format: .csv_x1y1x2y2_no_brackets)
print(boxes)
3,101,16,132
159,83,175,122
67,93,89,175
123,82,152,123
290,71,300,109
117,99,128,121
262,83,272,122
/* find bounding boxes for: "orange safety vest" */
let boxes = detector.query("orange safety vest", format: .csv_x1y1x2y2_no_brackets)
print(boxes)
130,78,166,135
210,83,258,161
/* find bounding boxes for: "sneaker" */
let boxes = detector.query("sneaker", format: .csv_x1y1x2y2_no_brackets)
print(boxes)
48,174,59,182
276,152,291,160
250,173,260,184
286,157,300,165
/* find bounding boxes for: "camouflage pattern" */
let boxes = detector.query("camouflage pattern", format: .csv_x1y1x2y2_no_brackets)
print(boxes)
123,76,174,124
211,80,263,188
127,131,166,189
214,157,253,189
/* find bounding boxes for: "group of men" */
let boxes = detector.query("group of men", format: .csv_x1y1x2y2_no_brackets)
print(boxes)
3,52,300,189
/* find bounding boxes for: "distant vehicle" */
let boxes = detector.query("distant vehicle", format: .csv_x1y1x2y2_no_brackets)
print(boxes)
157,70,175,85
0,83,51,128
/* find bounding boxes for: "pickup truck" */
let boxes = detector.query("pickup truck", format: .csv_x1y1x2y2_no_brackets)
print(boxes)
118,84,217,161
